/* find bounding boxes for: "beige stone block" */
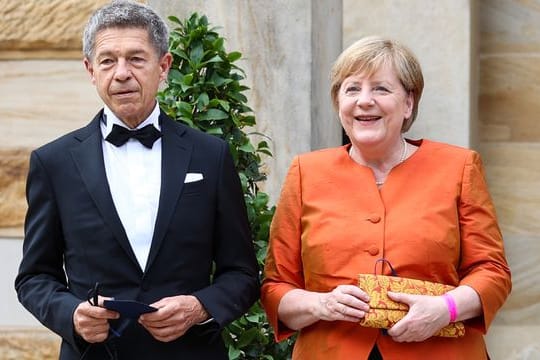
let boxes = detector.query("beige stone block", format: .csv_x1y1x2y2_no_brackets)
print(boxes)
0,148,29,231
0,0,110,59
480,0,540,54
479,123,511,142
0,327,60,360
0,59,100,237
0,60,102,148
479,56,540,142
479,143,540,326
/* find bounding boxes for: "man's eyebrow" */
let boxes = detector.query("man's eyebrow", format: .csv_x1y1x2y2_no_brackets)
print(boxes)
95,49,149,58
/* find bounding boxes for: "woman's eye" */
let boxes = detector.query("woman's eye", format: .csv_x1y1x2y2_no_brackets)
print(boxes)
373,86,389,93
345,86,360,94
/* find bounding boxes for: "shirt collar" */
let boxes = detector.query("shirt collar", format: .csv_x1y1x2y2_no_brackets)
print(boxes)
102,102,161,138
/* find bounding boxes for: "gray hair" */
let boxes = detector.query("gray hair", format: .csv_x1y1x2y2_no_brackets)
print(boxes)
82,0,169,60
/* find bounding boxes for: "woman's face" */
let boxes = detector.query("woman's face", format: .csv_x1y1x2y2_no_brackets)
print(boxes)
338,64,413,150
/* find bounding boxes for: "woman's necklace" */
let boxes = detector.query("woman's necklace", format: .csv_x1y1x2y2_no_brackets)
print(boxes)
374,137,408,186
348,137,408,186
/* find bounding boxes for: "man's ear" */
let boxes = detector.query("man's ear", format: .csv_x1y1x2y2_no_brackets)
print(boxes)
159,53,173,82
83,58,96,84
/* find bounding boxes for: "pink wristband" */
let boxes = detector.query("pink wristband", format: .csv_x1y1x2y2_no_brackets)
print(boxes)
443,293,458,322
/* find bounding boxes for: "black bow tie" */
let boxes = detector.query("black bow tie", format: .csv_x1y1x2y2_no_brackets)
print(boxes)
105,124,162,149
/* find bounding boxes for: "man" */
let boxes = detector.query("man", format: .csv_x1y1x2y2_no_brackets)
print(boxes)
15,1,259,359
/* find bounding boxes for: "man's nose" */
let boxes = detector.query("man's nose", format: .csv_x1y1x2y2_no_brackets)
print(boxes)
114,59,132,80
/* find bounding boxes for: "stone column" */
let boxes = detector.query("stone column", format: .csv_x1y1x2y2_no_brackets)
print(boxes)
148,0,343,200
477,0,540,358
343,0,477,148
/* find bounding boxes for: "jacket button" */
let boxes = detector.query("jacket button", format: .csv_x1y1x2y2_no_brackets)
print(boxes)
368,246,379,256
367,214,381,223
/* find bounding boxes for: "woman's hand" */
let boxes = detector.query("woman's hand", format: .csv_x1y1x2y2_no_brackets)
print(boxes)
277,285,370,330
385,292,449,342
317,285,371,322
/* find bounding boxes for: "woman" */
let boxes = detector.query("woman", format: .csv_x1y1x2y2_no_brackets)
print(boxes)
261,36,511,359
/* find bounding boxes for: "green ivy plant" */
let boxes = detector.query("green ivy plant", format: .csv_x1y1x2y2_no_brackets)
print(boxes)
157,13,294,360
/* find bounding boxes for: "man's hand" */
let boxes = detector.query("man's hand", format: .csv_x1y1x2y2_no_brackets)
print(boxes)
139,295,210,342
73,297,120,343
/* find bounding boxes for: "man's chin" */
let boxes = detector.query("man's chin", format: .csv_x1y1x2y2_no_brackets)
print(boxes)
110,106,144,128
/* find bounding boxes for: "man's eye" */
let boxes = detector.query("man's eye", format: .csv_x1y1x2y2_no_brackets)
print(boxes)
131,57,145,63
100,59,114,65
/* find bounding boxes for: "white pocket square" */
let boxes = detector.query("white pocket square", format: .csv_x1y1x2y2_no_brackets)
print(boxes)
184,172,204,183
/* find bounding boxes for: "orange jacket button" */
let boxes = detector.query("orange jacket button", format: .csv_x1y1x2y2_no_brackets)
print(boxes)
368,246,379,256
367,214,381,223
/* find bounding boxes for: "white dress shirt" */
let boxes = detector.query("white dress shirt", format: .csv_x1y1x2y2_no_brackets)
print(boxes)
101,103,162,271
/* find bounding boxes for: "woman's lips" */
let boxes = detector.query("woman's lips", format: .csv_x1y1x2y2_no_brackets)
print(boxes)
354,115,381,121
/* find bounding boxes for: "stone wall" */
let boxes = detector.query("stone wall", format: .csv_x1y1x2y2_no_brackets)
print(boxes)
0,0,110,59
0,148,29,237
478,0,540,358
0,0,108,357
0,0,109,240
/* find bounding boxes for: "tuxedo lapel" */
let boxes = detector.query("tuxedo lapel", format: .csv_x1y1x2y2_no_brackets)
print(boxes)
145,114,192,272
70,112,141,271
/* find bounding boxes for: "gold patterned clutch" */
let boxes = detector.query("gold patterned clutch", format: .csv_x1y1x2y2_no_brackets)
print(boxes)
357,273,465,338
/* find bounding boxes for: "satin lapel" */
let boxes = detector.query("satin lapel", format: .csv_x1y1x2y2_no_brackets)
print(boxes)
145,115,191,272
70,112,141,271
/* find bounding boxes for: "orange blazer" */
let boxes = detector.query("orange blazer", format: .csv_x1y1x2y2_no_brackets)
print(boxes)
261,139,511,360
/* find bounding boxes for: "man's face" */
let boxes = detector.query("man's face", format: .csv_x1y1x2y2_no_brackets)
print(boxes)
84,27,172,128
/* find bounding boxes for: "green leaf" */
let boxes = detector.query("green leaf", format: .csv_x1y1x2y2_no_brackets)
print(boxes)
210,72,233,87
239,141,255,153
228,347,242,360
197,92,210,109
167,15,182,24
258,149,273,157
206,127,224,135
175,101,193,117
228,51,242,62
203,54,222,64
198,108,229,121
170,48,189,61
237,328,260,348
213,37,224,50
218,100,230,112
191,42,204,65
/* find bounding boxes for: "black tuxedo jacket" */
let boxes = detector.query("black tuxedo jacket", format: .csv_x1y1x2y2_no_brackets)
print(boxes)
15,110,259,359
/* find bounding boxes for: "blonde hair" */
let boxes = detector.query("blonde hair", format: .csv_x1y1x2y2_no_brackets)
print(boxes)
330,36,424,131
